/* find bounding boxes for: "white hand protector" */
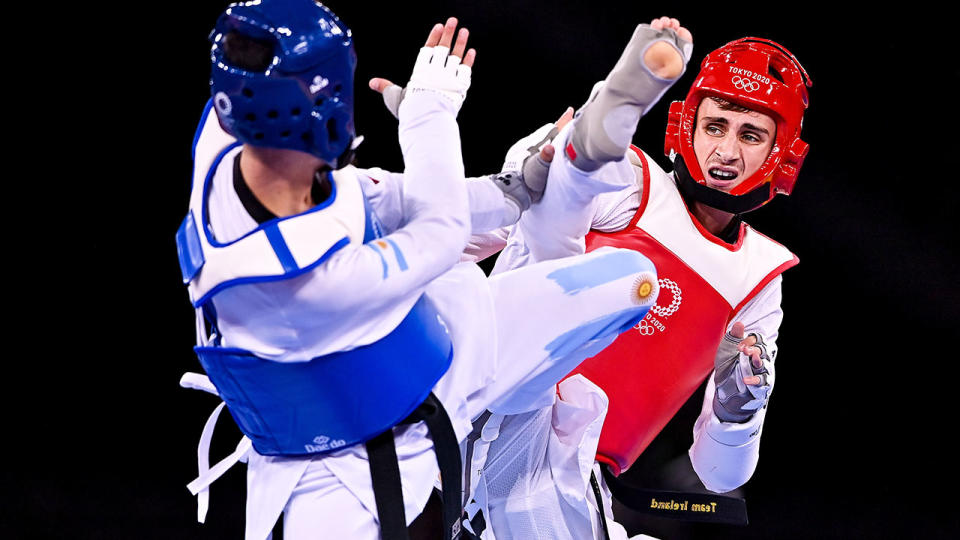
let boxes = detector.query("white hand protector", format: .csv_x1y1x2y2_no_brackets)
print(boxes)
569,24,693,171
712,331,775,423
491,122,559,222
404,45,473,115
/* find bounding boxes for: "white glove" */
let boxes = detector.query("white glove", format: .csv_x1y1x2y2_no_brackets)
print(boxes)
402,45,472,115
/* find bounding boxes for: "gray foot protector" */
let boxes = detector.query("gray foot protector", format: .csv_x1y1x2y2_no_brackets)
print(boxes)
569,24,693,171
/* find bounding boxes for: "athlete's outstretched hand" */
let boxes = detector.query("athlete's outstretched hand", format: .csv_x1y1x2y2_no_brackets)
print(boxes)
369,17,476,118
712,322,775,423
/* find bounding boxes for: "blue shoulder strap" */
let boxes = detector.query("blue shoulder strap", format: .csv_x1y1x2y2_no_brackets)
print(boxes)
176,211,205,284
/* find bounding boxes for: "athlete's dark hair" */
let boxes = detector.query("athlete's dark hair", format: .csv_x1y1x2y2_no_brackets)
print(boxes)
706,96,752,113
223,31,274,72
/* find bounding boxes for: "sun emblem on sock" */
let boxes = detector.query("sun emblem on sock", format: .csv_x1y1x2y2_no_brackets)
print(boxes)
631,272,659,306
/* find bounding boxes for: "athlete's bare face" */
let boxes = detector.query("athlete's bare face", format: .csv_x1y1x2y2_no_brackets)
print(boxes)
692,98,777,192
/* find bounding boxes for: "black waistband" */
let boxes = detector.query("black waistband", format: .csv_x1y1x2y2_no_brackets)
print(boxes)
366,393,464,540
600,465,749,527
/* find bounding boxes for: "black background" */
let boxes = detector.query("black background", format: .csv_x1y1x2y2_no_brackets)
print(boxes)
14,1,958,538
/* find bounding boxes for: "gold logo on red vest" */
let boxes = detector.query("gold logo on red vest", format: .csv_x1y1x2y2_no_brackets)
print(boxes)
635,278,682,336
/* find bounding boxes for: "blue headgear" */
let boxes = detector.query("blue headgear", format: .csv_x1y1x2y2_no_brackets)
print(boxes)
209,0,356,167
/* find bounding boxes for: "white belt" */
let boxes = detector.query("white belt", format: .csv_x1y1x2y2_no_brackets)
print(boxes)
180,372,252,523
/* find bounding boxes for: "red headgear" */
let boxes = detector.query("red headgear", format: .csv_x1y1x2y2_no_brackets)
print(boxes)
664,38,811,212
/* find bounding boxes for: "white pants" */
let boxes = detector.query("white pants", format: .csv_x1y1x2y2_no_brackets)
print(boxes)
464,120,656,540
467,376,660,540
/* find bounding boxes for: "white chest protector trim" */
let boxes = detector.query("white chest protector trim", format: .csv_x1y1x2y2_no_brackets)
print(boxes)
179,100,368,308
631,150,795,308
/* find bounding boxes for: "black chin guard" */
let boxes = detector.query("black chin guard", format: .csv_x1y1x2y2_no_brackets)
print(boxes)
673,155,771,215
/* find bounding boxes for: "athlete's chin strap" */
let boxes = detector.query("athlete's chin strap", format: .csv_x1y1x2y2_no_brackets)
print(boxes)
673,155,770,215
367,392,463,540
328,134,364,171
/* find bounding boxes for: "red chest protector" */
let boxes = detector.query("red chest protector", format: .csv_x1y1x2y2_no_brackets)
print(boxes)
564,147,798,475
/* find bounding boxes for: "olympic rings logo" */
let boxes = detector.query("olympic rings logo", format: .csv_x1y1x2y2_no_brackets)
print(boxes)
650,279,682,318
634,278,681,336
636,320,656,336
731,76,761,92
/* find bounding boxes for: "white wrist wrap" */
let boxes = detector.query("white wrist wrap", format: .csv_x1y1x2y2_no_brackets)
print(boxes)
406,45,472,114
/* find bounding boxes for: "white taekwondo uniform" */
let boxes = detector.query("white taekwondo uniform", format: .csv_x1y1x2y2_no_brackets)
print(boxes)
465,123,794,540
179,85,658,538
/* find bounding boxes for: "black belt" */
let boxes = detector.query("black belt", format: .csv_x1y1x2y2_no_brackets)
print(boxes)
593,465,749,535
366,392,463,540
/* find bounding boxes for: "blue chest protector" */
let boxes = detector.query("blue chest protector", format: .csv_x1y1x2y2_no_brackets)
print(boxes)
176,100,453,457
193,294,452,456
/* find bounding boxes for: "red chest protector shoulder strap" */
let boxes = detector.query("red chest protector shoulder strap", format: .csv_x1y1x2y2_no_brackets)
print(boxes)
563,147,798,475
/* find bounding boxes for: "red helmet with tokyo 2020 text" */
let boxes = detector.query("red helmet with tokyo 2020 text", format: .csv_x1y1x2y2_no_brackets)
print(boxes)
664,37,812,213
